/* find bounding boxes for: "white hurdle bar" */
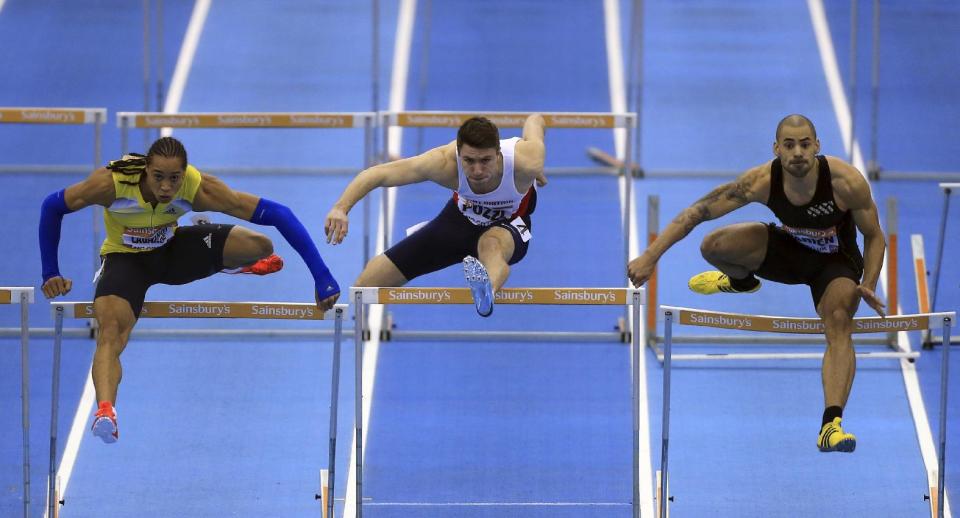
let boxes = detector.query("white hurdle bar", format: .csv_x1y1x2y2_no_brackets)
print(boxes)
2,288,35,518
345,286,645,518
657,305,954,518
46,301,347,518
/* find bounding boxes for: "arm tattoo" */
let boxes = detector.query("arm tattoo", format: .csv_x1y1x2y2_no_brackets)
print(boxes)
677,178,753,235
725,180,751,203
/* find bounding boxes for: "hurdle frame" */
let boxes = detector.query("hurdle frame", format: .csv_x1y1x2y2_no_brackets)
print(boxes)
118,111,376,263
377,111,638,342
657,305,954,518
0,107,106,299
344,286,645,518
2,288,35,518
928,183,958,347
643,194,903,355
45,300,347,518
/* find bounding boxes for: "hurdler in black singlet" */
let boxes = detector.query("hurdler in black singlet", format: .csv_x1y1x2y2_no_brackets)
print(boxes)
767,156,864,269
755,156,865,307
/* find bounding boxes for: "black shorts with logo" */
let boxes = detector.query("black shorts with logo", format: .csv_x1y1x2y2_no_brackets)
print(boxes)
755,223,864,309
384,196,535,281
94,224,234,317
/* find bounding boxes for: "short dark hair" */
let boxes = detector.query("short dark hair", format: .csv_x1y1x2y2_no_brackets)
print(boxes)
147,136,188,170
775,114,817,141
456,117,500,151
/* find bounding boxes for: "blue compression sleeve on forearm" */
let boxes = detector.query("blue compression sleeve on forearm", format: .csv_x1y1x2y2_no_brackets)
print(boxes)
39,189,75,282
249,198,340,298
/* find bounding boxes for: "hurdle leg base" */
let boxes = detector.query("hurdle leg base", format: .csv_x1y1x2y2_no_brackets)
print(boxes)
318,469,329,518
923,484,939,518
379,312,394,341
655,470,672,517
616,316,631,343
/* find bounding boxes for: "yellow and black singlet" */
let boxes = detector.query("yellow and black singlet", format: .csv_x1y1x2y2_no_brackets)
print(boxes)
100,165,202,255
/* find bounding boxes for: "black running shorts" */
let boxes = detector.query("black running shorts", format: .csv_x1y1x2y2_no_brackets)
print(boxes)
94,224,234,317
384,196,535,281
755,223,864,308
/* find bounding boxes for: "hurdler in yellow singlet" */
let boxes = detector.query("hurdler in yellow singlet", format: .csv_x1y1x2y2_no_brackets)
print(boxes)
100,165,202,255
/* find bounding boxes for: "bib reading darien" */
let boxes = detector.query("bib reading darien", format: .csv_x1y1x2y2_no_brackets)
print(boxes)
781,223,840,254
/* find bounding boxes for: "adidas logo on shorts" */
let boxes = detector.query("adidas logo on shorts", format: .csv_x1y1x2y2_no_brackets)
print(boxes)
203,233,212,249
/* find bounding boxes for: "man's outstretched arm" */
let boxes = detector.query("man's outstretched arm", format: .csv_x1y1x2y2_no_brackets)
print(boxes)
517,114,546,186
194,173,341,310
39,168,115,298
628,164,767,286
325,144,453,244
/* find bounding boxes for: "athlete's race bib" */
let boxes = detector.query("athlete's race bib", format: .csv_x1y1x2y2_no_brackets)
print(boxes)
121,225,175,249
782,224,839,254
457,197,514,226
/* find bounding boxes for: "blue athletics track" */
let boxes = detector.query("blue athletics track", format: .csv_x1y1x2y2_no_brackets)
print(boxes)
0,1,956,517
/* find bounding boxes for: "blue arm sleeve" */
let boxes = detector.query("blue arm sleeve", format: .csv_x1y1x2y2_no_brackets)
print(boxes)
39,189,75,282
249,198,340,299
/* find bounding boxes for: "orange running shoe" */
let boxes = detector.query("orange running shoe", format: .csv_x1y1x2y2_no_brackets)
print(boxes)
91,401,119,444
222,254,284,275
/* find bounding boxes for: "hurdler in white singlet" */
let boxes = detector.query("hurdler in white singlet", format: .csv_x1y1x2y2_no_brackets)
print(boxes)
453,137,535,227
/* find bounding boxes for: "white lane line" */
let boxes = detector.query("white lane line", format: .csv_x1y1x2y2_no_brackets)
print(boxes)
162,0,212,137
808,2,951,516
604,0,654,516
343,1,416,517
46,373,95,517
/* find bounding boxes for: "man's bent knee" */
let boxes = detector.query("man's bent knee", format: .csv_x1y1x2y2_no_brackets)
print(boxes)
478,229,514,263
222,227,274,269
244,231,274,258
699,224,767,268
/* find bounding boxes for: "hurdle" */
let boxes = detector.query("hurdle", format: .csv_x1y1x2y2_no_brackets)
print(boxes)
656,305,954,518
928,183,959,347
117,111,376,260
343,286,645,518
108,111,374,340
0,107,106,328
643,194,903,353
45,300,347,518
377,111,638,342
2,288,34,518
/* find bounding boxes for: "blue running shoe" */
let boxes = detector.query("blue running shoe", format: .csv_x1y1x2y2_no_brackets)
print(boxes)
463,256,494,317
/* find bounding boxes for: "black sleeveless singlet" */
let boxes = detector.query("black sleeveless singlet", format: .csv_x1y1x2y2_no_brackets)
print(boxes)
766,156,863,269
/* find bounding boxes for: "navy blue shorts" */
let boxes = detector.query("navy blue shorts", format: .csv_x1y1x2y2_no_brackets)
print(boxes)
384,195,535,281
94,224,233,317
